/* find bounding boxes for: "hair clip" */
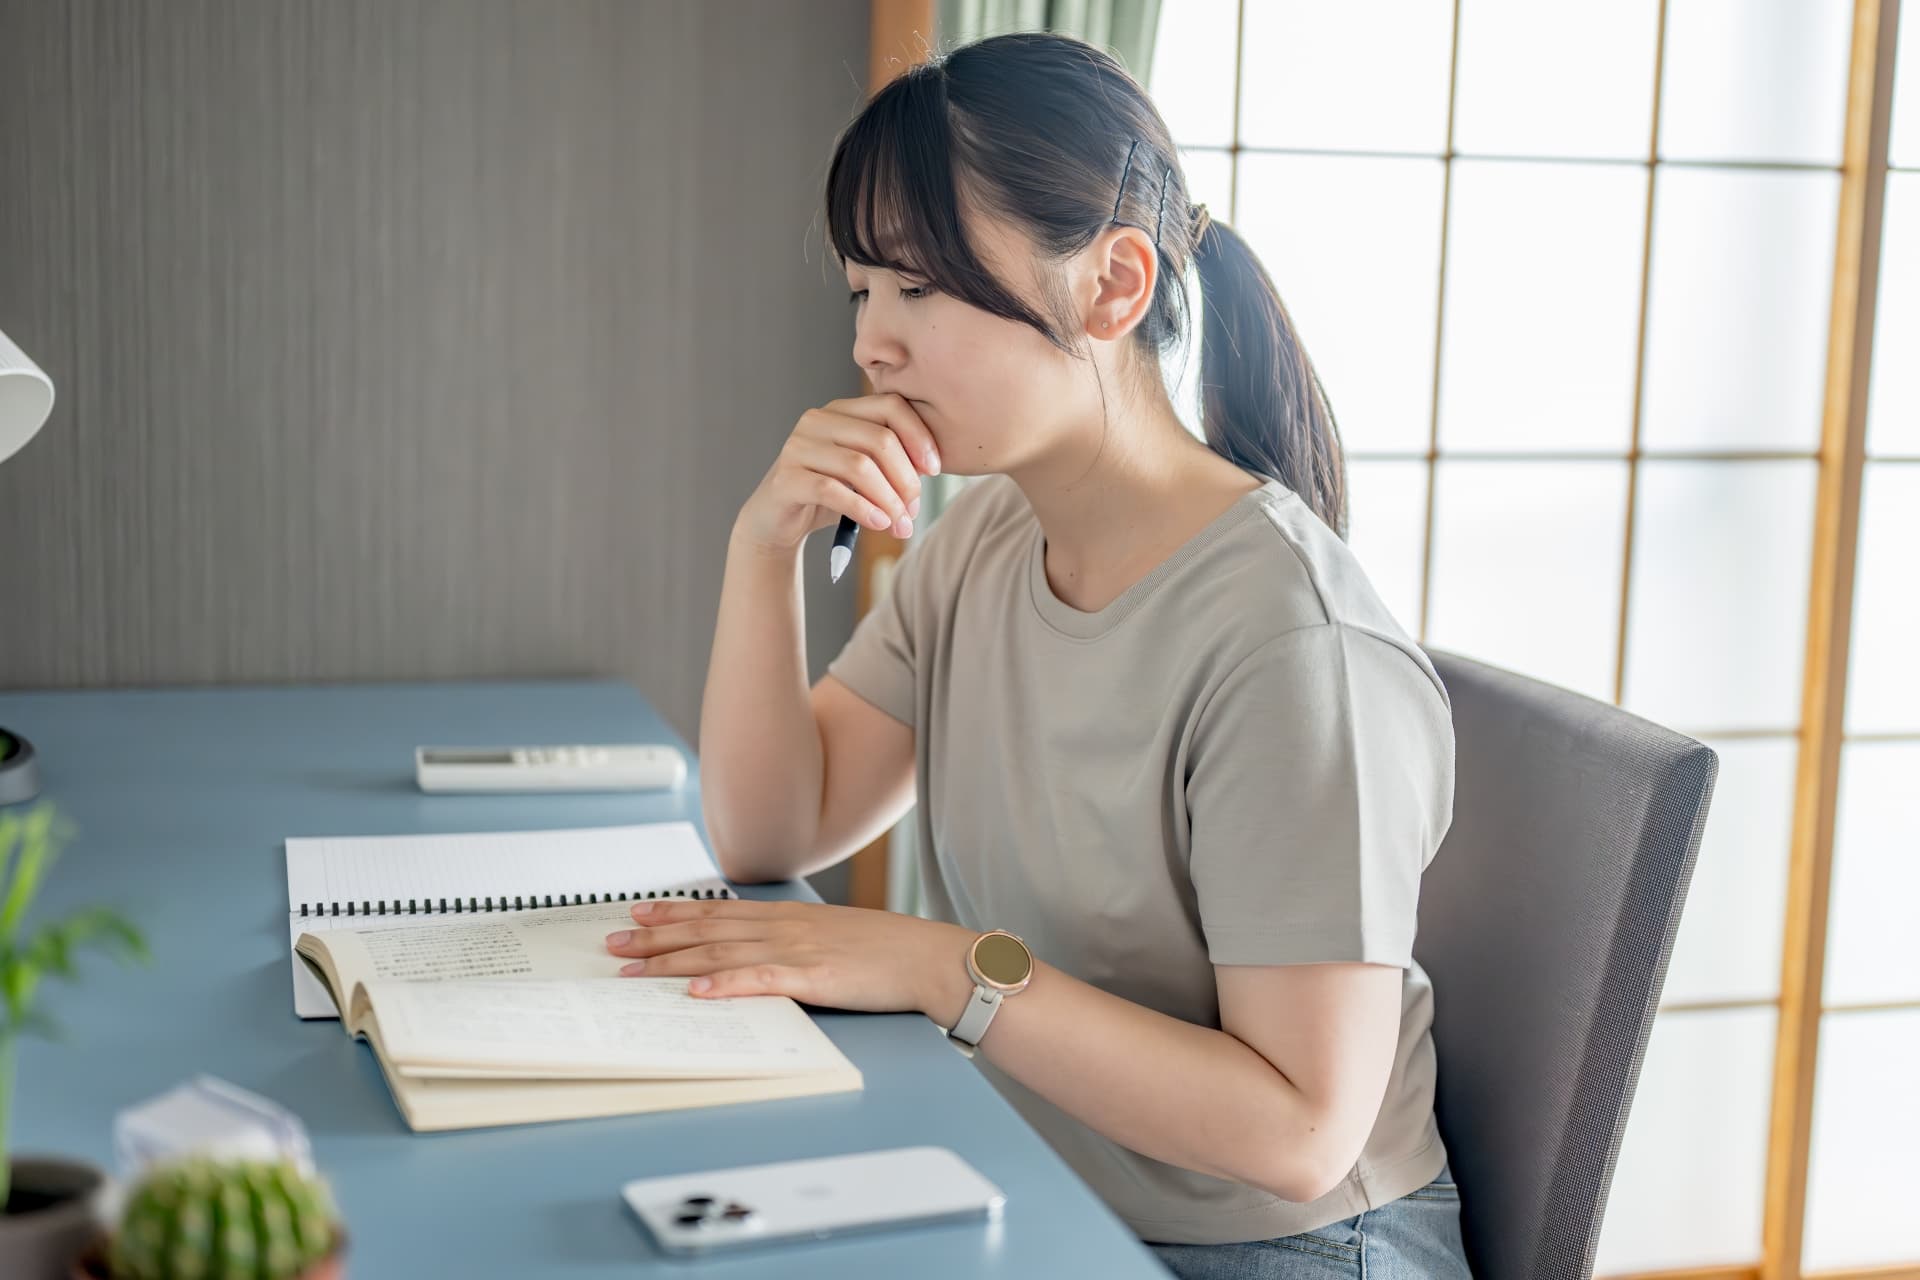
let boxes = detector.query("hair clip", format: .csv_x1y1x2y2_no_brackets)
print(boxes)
1112,139,1141,225
1153,166,1173,248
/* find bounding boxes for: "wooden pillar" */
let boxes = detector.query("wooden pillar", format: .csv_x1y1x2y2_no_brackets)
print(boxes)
1761,2,1901,1277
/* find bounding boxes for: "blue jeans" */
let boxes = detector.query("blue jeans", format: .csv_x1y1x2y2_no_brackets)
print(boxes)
1145,1162,1473,1280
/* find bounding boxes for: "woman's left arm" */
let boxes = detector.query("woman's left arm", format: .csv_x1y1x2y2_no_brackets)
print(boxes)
604,899,1402,1203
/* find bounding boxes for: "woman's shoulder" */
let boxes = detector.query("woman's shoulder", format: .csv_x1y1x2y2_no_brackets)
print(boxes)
1194,485,1446,707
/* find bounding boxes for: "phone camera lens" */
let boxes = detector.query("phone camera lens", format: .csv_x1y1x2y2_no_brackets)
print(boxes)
673,1212,710,1228
679,1195,716,1209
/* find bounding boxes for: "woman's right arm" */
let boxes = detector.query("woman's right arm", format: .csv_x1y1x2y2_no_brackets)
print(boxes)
697,394,939,884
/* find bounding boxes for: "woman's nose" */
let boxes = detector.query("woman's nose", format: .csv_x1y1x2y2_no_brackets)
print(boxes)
851,316,905,375
854,349,901,383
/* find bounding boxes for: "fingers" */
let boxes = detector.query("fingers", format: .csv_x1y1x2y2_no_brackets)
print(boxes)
790,435,914,536
749,392,939,555
823,392,940,515
828,419,923,525
604,898,800,957
604,917,767,959
786,469,893,532
827,392,939,476
688,964,824,1001
627,898,792,924
614,943,823,989
785,394,938,541
614,941,759,976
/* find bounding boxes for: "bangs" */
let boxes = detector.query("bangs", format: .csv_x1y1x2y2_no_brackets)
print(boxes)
823,64,1078,354
825,67,960,283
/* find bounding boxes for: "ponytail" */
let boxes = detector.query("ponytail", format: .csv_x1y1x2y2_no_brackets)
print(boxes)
1190,219,1348,541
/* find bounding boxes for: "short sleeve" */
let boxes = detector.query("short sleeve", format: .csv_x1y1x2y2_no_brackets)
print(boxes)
823,525,935,729
1185,623,1455,969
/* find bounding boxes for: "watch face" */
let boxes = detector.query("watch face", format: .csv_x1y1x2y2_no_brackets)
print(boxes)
973,932,1032,987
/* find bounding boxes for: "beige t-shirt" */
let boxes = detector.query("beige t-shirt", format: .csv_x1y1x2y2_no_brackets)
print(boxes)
825,472,1455,1246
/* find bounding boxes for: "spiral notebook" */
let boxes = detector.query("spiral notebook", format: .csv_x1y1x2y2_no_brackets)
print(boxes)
285,821,733,1019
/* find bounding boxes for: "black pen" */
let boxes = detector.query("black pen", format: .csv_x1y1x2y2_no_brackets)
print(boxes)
829,515,859,584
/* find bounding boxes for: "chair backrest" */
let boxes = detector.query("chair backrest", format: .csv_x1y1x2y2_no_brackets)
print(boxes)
1415,648,1719,1280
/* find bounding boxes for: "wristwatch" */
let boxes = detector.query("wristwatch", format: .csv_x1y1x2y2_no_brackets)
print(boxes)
945,930,1034,1057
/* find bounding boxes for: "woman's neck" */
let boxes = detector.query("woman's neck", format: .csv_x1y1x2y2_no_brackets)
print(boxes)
1009,408,1263,613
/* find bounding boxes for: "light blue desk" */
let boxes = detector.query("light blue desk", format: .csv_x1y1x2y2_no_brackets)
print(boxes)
4,679,1167,1278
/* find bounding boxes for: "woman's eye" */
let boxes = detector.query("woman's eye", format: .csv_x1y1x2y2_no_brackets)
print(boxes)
846,285,933,305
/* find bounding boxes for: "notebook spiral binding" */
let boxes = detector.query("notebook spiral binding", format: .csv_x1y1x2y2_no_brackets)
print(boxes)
298,886,734,918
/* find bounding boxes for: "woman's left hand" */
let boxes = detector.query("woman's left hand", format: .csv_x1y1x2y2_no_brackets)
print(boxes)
603,898,976,1017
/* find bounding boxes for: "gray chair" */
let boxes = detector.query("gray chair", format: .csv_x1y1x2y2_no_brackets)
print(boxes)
1415,649,1719,1280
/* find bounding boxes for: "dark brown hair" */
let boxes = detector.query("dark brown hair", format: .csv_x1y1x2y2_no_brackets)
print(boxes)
824,31,1347,539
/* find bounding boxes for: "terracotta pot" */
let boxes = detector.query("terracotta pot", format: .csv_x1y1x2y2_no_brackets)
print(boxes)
0,1155,112,1280
69,1229,348,1280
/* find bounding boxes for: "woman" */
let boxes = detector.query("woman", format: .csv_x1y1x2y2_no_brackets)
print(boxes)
604,31,1472,1279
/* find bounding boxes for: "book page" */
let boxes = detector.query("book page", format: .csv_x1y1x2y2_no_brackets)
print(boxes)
363,977,849,1078
291,912,477,1019
301,898,652,998
291,902,584,1020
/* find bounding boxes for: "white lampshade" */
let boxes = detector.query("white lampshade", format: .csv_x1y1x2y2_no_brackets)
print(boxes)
0,326,56,466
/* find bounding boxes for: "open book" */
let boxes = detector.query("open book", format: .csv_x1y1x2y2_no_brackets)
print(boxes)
285,822,861,1131
284,822,734,1018
295,904,862,1131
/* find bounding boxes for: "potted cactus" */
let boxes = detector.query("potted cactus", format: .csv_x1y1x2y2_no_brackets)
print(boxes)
1,802,149,1278
71,1157,347,1280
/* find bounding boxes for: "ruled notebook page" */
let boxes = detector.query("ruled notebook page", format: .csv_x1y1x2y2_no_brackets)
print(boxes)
286,821,730,917
284,821,732,1019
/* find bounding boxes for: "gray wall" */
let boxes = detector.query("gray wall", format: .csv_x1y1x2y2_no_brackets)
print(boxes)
0,0,868,762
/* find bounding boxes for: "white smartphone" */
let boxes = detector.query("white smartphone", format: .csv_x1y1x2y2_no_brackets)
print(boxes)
621,1145,1006,1256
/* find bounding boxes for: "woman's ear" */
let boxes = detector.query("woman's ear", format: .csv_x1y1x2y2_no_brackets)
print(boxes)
1084,224,1158,340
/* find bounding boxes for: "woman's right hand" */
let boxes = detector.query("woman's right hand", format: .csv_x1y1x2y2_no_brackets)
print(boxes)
733,393,942,556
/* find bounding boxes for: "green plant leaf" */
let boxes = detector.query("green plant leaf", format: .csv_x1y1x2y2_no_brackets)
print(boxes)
0,811,22,946
31,907,151,970
0,803,68,939
0,810,17,870
1,1006,63,1041
0,802,145,1205
1,908,150,1021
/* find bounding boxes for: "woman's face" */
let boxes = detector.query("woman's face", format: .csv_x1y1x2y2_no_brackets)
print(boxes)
846,208,1138,478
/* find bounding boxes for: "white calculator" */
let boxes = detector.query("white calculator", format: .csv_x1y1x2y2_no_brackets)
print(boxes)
414,745,688,793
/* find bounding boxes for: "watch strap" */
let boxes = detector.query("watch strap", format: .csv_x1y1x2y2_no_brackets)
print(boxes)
947,984,1002,1055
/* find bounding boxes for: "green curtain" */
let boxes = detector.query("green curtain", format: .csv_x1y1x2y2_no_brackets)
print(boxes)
874,1,1163,917
938,0,1163,80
